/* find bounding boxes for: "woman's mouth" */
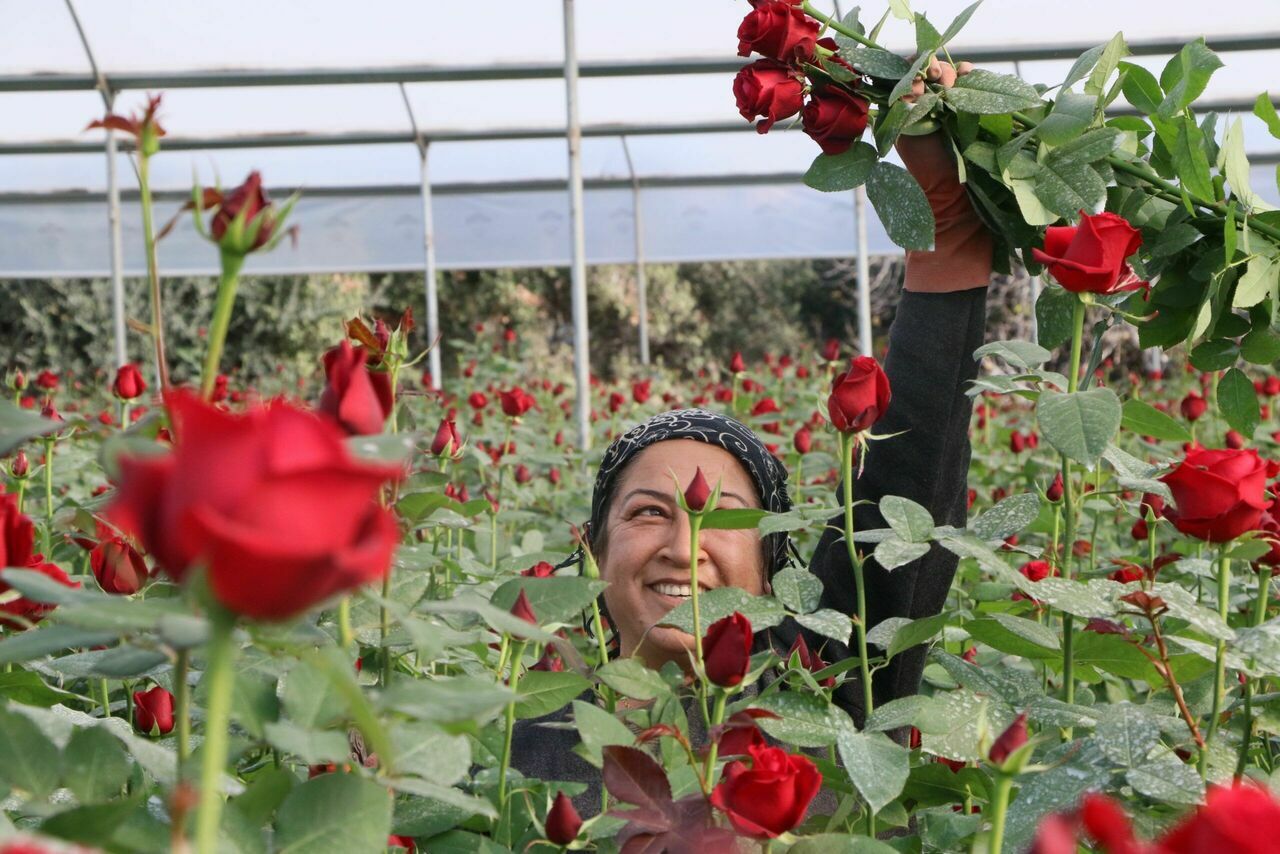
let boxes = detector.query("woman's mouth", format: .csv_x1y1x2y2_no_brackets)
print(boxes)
648,581,712,601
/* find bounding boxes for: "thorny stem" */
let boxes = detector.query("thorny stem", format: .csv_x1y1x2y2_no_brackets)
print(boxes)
841,432,874,721
1201,553,1231,778
1134,612,1205,750
137,154,170,391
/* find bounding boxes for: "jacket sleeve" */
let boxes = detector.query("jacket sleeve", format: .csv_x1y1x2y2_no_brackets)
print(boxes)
792,286,988,727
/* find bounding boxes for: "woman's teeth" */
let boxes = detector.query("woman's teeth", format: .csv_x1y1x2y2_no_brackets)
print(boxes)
652,582,693,598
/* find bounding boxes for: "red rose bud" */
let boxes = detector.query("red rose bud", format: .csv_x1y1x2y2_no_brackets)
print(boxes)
684,467,713,512
737,0,819,62
510,588,538,626
704,612,753,687
1160,447,1269,542
988,712,1028,764
430,419,461,458
1046,473,1064,502
1226,429,1246,449
86,93,166,156
787,634,834,687
710,743,822,838
11,450,28,478
827,356,891,433
132,685,175,735
521,561,555,579
515,464,532,485
821,338,840,362
729,351,746,374
1078,793,1140,854
1180,392,1208,422
91,535,149,595
10,370,26,392
1019,560,1053,582
36,370,59,392
208,171,292,255
1108,563,1145,584
1030,211,1144,295
499,387,536,418
733,59,805,135
318,341,394,436
106,390,401,621
387,835,416,852
544,791,583,845
793,426,812,455
801,86,871,155
1010,431,1028,453
112,363,147,400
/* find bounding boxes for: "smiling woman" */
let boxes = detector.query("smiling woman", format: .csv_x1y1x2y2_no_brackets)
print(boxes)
509,123,995,821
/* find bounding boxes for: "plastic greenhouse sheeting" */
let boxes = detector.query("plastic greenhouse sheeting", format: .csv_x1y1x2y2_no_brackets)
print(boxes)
1,0,1278,277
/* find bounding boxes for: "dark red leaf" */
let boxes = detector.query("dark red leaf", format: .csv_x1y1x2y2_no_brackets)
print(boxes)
602,745,672,812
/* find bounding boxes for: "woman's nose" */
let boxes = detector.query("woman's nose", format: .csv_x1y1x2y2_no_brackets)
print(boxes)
662,510,704,568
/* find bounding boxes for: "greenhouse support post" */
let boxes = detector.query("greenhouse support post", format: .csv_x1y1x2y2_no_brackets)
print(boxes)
106,128,128,369
563,0,592,450
854,186,872,357
1030,274,1042,345
620,136,650,366
418,143,442,391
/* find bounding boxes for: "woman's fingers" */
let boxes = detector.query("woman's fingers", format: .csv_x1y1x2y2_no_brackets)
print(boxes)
902,59,974,102
956,61,975,77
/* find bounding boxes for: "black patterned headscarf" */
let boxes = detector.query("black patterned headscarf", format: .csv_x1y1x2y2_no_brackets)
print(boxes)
556,408,802,579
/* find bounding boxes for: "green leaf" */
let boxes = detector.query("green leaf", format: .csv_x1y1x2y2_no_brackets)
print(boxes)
971,493,1041,541
790,835,899,854
880,612,948,659
1170,116,1215,202
1157,40,1224,120
754,691,843,747
378,677,513,726
1061,44,1105,92
796,609,853,645
1254,93,1280,140
1121,398,1192,442
596,658,673,701
1036,387,1122,468
938,1,982,46
0,625,120,665
878,495,935,544
1033,130,1123,219
873,538,931,571
965,613,1060,659
913,13,942,55
262,722,352,767
514,670,589,720
1127,756,1205,804
888,53,933,104
489,576,609,626
943,70,1042,115
1189,338,1240,371
1234,255,1279,309
839,48,913,80
772,564,824,614
866,160,935,251
659,587,786,634
1242,324,1280,364
1119,62,1163,114
835,723,910,814
274,773,392,854
1218,117,1270,211
803,142,878,193
0,671,78,707
1085,33,1130,99
572,700,635,765
700,507,770,530
1035,284,1078,349
62,726,131,804
973,339,1052,370
1037,92,1094,146
390,723,471,785
1217,367,1260,437
0,707,61,799
283,660,345,730
0,398,63,457
1095,704,1160,766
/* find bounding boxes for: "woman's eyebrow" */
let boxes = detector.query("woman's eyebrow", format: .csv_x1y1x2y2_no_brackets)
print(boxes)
621,487,750,505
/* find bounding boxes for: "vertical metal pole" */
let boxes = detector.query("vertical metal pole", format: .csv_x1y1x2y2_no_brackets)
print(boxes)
620,137,650,366
1029,273,1042,345
106,128,128,368
854,187,873,357
418,142,442,391
563,0,592,450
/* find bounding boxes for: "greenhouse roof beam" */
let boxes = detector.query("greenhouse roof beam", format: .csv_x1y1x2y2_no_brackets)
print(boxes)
2,32,1278,93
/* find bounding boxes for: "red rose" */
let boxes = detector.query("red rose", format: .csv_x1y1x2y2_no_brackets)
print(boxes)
132,685,175,735
510,588,539,626
318,341,393,436
1046,473,1064,502
737,1,819,62
430,419,461,458
112,363,147,400
107,391,401,621
751,397,781,416
729,351,746,374
387,835,416,853
787,633,835,688
1157,781,1280,853
35,370,59,392
1225,429,1246,449
1079,793,1141,854
1030,211,1144,295
1019,560,1053,582
821,338,840,362
827,355,890,433
710,743,822,838
468,391,488,410
0,494,76,628
1160,447,1269,542
1180,392,1207,422
521,561,556,578
11,451,28,478
632,380,652,404
988,712,1028,764
683,467,713,512
1028,812,1078,854
499,387,536,418
793,426,812,455
704,612,753,687
91,534,149,595
1256,505,1280,570
544,791,583,845
802,86,871,155
209,171,280,253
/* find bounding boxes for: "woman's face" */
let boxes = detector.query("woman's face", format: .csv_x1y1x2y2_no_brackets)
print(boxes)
598,439,766,670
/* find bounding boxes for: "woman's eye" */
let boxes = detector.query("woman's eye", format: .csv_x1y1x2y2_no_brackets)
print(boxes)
634,505,665,518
